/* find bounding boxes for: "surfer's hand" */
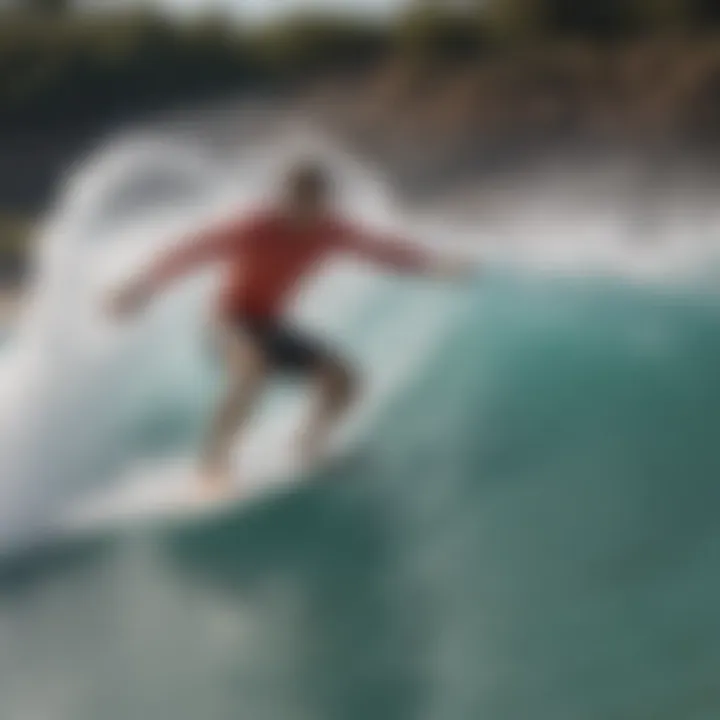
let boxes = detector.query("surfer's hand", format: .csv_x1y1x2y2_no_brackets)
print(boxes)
106,281,152,319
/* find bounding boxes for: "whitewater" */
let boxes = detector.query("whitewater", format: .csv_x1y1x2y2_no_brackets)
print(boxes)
1,129,720,720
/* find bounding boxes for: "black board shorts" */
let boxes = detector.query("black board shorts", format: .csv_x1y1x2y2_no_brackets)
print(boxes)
232,314,333,374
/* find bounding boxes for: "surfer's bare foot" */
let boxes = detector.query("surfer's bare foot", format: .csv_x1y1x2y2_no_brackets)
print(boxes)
195,468,234,502
292,428,323,472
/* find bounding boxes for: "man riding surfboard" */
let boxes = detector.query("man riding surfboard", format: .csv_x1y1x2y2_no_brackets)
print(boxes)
109,162,476,497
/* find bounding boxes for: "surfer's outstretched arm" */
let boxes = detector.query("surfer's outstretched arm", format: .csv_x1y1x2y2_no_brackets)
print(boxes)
107,218,242,317
339,225,478,281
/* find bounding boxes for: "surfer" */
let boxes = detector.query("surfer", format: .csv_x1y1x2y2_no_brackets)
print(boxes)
109,162,475,496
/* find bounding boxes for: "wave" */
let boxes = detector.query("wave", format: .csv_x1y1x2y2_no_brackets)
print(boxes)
2,275,720,719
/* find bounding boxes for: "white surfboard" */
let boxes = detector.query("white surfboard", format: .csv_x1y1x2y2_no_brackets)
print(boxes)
61,441,352,535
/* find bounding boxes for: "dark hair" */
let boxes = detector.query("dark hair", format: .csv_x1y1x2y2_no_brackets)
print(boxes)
286,162,331,199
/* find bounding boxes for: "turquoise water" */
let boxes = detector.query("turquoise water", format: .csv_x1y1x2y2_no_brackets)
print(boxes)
2,274,720,720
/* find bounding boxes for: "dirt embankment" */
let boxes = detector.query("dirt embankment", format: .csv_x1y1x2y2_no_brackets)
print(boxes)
5,36,720,210
293,37,720,190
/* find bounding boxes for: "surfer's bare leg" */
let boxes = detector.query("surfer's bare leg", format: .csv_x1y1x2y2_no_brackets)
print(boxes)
298,358,358,466
200,332,267,493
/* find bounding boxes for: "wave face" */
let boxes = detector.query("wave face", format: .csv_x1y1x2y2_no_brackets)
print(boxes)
2,275,720,720
1,133,720,719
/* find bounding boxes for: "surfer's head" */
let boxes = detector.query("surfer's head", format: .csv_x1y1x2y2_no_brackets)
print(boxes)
283,161,332,219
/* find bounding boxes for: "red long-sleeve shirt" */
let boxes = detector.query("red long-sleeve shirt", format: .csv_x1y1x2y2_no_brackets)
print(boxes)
148,209,431,320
